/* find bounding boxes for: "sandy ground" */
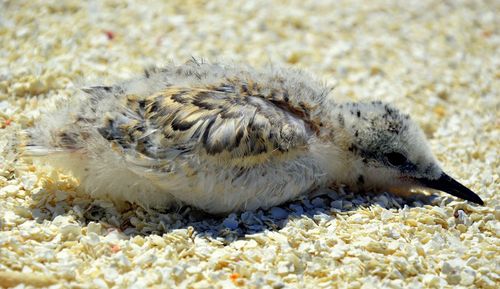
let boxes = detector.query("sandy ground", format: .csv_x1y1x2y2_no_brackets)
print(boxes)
0,0,498,288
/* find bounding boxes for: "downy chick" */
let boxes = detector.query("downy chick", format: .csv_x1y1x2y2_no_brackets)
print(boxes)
24,60,484,213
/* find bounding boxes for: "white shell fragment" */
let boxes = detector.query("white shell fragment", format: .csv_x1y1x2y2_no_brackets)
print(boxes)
0,0,498,288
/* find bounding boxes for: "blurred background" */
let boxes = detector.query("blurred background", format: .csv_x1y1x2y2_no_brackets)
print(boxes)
1,0,498,135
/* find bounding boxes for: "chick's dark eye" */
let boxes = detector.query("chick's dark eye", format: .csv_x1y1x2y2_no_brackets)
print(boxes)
386,152,407,166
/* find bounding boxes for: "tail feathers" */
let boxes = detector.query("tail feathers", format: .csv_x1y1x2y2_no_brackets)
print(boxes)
21,145,76,157
12,129,77,158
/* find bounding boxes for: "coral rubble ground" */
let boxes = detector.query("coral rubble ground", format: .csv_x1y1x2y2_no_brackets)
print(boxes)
0,0,498,288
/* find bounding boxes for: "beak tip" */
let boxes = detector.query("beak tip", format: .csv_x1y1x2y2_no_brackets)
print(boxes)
472,195,485,206
462,192,484,205
418,173,485,206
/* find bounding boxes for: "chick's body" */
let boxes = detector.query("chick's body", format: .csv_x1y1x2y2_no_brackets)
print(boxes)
29,61,339,213
27,60,483,213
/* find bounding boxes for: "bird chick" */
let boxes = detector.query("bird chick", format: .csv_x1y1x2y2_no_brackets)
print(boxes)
24,60,484,213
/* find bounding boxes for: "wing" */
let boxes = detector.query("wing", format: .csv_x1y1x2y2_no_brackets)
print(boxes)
97,83,317,167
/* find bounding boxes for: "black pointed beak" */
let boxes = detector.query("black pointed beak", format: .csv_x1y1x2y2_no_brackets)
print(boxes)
417,173,484,205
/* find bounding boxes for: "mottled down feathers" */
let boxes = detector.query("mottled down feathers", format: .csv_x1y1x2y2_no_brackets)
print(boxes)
102,84,312,163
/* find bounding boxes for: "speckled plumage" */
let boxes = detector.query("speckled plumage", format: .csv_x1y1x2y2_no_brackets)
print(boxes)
25,60,483,213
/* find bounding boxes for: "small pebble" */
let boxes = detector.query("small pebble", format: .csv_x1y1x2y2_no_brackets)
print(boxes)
311,198,326,207
289,204,304,215
270,207,288,219
222,214,239,230
375,195,389,208
0,184,19,197
330,200,343,210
